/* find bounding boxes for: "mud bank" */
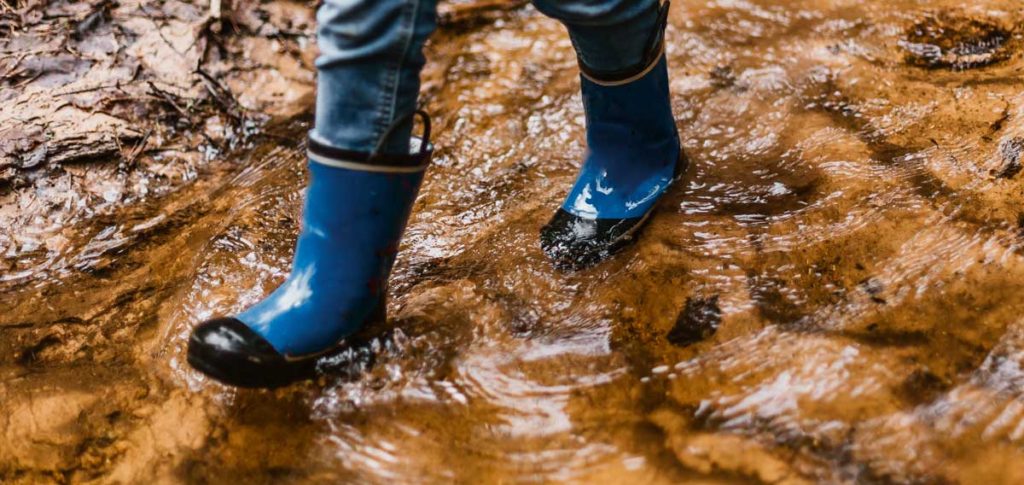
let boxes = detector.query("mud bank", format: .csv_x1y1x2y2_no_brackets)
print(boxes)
3,0,1024,483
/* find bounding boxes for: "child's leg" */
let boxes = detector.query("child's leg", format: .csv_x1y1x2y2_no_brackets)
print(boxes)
531,0,661,77
186,0,440,388
533,1,686,270
314,0,438,155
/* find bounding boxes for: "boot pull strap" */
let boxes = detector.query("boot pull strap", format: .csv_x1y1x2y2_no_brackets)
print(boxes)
646,1,671,60
370,109,432,162
636,0,671,74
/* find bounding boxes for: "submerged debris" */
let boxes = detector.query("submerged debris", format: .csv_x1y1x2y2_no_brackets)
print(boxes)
667,295,721,347
899,368,951,405
438,0,529,30
900,12,1016,70
859,277,887,304
709,65,737,89
996,137,1024,179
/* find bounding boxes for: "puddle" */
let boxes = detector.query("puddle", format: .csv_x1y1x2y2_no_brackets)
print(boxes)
3,0,1024,483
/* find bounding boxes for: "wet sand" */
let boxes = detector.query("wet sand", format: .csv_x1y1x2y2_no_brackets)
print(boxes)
3,0,1024,483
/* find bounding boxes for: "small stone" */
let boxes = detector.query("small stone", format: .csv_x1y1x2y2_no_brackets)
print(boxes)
859,278,887,304
899,369,950,405
995,137,1024,179
667,295,722,347
710,65,736,88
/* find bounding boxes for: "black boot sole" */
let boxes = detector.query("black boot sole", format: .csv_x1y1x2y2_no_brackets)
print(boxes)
540,150,690,271
186,347,322,389
186,317,360,389
187,303,388,389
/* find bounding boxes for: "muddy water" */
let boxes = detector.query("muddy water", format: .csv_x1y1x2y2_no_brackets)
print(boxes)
4,0,1024,483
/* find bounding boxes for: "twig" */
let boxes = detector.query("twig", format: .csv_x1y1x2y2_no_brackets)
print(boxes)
0,52,25,80
194,67,244,121
149,80,227,151
121,128,152,170
56,80,139,96
12,72,41,89
146,81,192,119
0,48,63,60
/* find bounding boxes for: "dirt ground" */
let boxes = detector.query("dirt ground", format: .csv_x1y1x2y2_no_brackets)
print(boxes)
3,0,1024,483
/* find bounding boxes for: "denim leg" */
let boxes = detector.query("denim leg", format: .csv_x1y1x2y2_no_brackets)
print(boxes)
531,0,660,76
314,0,438,155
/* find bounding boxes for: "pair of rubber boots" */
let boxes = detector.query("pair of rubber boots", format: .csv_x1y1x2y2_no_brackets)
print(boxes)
188,3,689,388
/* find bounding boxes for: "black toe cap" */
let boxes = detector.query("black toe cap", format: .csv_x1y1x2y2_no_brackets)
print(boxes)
187,318,317,388
539,209,646,271
541,150,688,271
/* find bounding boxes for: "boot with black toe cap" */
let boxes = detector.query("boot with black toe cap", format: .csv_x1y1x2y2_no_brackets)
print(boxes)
540,1,689,270
187,112,433,388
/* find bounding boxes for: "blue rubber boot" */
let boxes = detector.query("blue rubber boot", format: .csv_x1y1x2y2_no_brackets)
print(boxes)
187,112,432,388
540,2,687,270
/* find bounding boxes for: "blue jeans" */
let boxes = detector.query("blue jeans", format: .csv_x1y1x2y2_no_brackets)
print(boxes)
314,0,661,154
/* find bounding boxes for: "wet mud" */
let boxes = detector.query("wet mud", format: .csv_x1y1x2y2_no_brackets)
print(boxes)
3,0,1024,483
